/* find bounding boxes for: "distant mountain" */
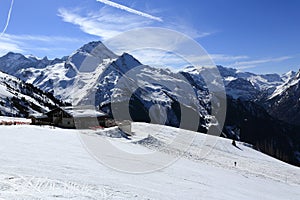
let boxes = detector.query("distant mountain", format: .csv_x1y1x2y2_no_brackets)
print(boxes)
0,71,68,117
264,70,300,126
180,65,300,166
0,52,66,76
0,41,299,166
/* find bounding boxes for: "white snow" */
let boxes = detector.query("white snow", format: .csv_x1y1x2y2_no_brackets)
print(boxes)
61,106,107,117
224,76,237,82
0,71,57,116
266,71,298,99
0,116,31,123
0,84,13,98
0,123,299,199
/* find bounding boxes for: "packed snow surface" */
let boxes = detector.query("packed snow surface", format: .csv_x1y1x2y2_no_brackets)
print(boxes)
59,106,107,118
0,122,299,199
0,116,31,123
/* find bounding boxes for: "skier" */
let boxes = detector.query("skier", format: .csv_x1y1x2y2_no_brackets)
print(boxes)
232,139,236,147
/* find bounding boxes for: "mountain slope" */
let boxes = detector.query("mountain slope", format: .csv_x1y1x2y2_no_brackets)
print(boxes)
224,97,300,166
0,123,299,199
264,70,300,126
0,71,68,117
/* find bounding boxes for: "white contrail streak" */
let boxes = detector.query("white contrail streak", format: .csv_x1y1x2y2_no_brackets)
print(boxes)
0,0,14,37
96,0,162,22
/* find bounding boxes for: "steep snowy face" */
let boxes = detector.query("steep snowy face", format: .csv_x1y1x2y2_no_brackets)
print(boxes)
23,62,78,100
67,41,118,72
0,71,66,117
91,54,210,131
226,78,259,100
265,70,300,125
268,70,299,100
281,70,297,82
93,53,143,106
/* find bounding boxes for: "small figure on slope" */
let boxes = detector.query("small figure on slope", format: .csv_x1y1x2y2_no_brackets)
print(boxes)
232,139,236,147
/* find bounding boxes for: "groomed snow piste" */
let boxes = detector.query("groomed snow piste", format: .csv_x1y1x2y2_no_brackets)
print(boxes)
0,122,299,199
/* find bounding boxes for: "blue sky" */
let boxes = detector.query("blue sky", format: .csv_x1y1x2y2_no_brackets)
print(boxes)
0,0,299,74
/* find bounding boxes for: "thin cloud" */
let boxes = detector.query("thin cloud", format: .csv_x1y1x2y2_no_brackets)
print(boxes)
2,33,91,43
164,17,216,39
210,54,249,62
130,49,190,70
0,33,96,57
231,56,293,69
58,7,153,40
96,0,162,22
57,7,213,41
0,41,23,55
0,0,14,37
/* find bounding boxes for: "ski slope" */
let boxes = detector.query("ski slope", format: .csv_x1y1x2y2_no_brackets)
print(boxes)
0,123,299,199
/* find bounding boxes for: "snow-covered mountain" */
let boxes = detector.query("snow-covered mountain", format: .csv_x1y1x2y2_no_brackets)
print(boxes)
264,70,300,126
0,42,213,131
0,42,293,105
0,52,66,77
0,40,299,166
217,65,285,91
180,65,291,101
0,71,68,117
0,42,118,102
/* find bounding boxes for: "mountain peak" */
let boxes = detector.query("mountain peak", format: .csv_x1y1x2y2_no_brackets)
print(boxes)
77,41,117,58
3,52,26,60
79,41,105,53
67,41,118,72
119,52,141,62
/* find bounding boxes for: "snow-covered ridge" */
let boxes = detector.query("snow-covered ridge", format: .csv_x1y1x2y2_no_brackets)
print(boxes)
0,41,297,104
181,65,293,101
268,70,300,100
0,70,66,117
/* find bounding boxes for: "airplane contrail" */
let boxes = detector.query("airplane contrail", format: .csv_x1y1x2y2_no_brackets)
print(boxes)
0,0,14,37
96,0,163,22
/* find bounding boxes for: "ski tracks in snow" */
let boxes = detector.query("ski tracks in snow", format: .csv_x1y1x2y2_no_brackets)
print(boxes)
0,172,137,200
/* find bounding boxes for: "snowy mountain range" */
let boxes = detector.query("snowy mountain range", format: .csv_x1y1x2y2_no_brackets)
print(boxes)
0,41,296,106
0,41,299,166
